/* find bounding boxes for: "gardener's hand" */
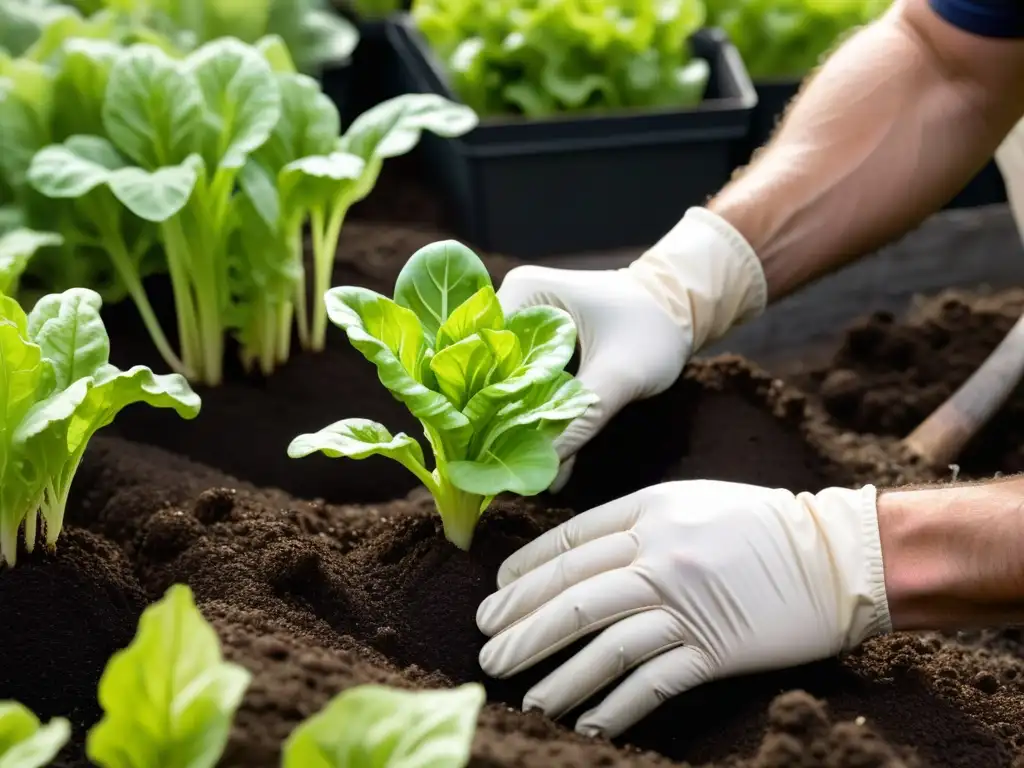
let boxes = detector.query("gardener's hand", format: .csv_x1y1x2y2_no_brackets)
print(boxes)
497,208,766,489
476,480,891,738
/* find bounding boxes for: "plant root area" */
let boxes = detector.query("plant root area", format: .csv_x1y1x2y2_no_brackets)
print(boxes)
5,205,1024,767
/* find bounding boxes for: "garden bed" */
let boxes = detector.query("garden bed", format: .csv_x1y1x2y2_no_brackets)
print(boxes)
5,198,1024,767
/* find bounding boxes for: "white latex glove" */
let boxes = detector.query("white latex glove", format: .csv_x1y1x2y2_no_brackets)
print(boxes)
497,208,767,489
476,480,891,738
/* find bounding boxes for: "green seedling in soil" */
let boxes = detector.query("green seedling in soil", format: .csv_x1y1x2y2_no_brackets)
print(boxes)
0,287,200,568
86,584,251,768
0,700,70,768
283,682,484,768
289,240,598,550
242,89,478,368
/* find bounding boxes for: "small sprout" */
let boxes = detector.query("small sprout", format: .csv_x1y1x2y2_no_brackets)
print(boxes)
86,584,252,768
0,288,200,568
289,240,597,550
282,682,484,768
0,700,70,768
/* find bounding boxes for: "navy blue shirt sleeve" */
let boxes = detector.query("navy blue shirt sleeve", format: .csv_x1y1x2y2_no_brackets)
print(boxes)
929,0,1024,38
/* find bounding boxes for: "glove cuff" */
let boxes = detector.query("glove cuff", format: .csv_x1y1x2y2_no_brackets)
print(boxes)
814,484,892,651
627,207,768,352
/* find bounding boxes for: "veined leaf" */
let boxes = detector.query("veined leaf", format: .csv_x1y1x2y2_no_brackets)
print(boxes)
281,683,484,768
288,419,429,483
51,38,121,141
27,287,109,389
324,286,469,439
257,71,339,173
449,428,559,496
279,150,364,214
102,43,204,169
393,240,491,344
340,93,478,163
430,335,497,410
86,584,251,768
435,285,503,350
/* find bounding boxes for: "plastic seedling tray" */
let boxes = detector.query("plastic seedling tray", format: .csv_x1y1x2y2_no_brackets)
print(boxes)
387,15,757,258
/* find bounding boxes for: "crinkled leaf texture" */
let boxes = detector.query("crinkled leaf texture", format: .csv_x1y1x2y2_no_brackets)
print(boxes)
0,700,71,768
86,584,252,768
282,682,484,768
301,239,597,549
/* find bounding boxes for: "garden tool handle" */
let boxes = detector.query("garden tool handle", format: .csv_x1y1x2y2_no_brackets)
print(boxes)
903,313,1024,466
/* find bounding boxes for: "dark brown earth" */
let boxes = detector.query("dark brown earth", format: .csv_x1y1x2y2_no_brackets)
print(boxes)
3,169,1024,767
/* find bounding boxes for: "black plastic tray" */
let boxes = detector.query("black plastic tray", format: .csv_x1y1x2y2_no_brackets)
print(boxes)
388,15,757,257
740,78,1006,211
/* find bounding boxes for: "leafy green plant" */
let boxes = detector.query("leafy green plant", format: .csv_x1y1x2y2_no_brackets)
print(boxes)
62,0,359,74
705,0,888,80
0,229,62,296
0,701,70,768
283,683,484,768
411,0,710,118
289,240,597,550
0,287,200,568
86,583,251,768
13,33,474,384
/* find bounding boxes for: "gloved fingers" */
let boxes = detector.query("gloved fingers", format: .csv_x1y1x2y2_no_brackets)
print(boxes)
477,531,638,636
496,265,568,316
549,454,576,493
550,355,640,464
575,644,717,739
496,491,644,588
522,609,683,720
479,568,659,679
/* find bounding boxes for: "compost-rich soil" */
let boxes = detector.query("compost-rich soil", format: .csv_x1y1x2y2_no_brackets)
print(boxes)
5,343,1023,768
803,288,1024,479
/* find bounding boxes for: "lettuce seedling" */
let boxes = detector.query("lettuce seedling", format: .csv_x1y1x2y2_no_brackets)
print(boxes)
86,584,251,768
289,240,598,550
0,700,70,768
0,287,200,568
282,682,484,768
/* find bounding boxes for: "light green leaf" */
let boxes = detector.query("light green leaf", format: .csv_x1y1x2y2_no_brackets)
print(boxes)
107,160,199,222
435,285,503,350
279,151,365,214
184,38,282,170
449,428,559,496
478,328,522,382
324,286,470,439
340,93,478,163
257,72,339,173
295,8,359,70
238,159,280,230
254,34,297,73
481,372,598,453
0,305,48,432
27,287,108,389
26,139,121,198
463,306,576,426
102,43,204,169
287,418,428,479
393,240,492,344
51,38,122,141
0,701,71,768
282,683,484,768
86,584,251,768
0,229,63,296
430,335,497,410
0,71,51,189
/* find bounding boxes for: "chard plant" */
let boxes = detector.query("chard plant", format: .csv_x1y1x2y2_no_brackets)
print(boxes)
289,240,598,550
9,31,475,384
86,584,251,768
282,683,484,768
0,287,200,568
0,700,70,768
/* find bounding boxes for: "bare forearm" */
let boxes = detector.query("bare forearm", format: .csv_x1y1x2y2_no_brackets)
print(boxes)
880,478,1024,631
709,1,1024,302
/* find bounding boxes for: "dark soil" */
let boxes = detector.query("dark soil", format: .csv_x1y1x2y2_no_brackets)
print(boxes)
803,288,1024,479
6,200,1024,768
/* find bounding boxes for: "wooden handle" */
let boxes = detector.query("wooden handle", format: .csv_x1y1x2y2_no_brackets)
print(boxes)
903,312,1024,467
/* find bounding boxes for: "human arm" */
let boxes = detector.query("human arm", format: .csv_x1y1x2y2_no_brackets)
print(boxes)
499,0,1024,479
881,477,1024,630
709,0,1024,301
475,476,1024,738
